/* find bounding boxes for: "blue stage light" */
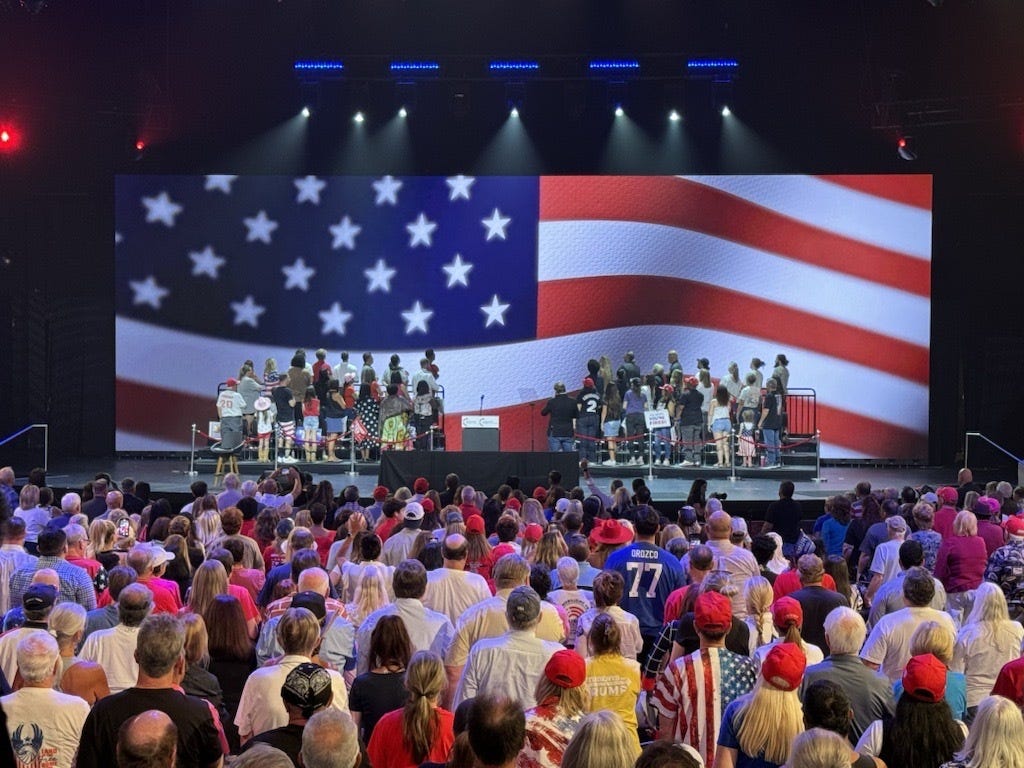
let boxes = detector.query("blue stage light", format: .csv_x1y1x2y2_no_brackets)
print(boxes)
686,59,739,70
489,61,540,72
589,60,640,71
390,61,440,72
294,61,344,71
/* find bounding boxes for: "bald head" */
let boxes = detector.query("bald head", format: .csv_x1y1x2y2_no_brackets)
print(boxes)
296,567,330,597
117,710,177,768
442,534,468,566
32,568,60,589
706,511,733,540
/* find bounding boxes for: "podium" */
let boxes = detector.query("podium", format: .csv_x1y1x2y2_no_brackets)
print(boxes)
461,415,500,452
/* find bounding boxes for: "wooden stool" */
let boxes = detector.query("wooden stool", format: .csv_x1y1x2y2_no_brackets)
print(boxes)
213,452,239,479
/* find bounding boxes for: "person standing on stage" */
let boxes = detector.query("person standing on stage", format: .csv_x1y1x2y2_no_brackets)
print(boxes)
675,377,704,467
217,378,246,451
576,378,602,463
542,383,577,453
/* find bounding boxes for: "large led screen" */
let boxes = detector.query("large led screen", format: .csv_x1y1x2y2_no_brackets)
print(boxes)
115,174,932,458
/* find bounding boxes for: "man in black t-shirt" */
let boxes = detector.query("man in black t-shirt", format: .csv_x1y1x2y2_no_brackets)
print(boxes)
575,377,602,462
540,382,577,452
78,614,225,768
762,480,804,559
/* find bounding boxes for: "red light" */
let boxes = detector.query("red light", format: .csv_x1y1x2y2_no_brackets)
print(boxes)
0,131,8,144
135,140,145,151
898,137,907,148
0,126,18,152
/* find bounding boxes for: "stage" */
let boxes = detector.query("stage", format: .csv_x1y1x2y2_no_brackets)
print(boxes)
27,455,958,518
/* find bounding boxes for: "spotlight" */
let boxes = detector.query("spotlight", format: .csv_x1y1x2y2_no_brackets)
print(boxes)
398,106,407,118
0,126,19,152
301,106,311,118
669,110,681,122
354,112,365,124
721,105,731,117
897,137,917,161
509,106,519,118
0,131,9,144
614,105,624,117
135,140,145,152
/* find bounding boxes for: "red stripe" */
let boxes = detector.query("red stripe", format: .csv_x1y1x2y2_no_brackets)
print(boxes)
117,380,217,445
684,654,701,754
537,276,929,385
817,174,933,211
117,381,926,458
700,650,715,766
539,176,929,298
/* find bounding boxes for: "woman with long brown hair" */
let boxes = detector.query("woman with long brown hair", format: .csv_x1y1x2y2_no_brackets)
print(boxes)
206,594,256,752
367,651,455,768
349,615,413,743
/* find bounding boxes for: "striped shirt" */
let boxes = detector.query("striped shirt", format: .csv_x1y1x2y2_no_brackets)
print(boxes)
652,646,756,768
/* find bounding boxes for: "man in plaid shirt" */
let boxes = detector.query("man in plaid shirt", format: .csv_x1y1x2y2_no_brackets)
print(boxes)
9,528,96,610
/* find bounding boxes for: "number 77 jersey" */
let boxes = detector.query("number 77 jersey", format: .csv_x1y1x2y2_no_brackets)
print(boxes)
605,541,687,638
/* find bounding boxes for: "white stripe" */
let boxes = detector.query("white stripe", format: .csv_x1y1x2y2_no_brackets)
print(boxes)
116,430,192,451
538,221,931,347
682,175,932,260
116,318,928,458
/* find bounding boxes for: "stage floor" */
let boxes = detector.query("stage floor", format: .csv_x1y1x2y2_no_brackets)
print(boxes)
32,456,955,505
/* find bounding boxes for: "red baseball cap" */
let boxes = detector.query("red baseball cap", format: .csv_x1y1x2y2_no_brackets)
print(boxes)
372,485,389,501
771,597,803,629
420,498,434,513
694,591,732,634
544,649,586,688
583,377,595,388
226,377,239,387
902,653,947,702
1006,516,1024,537
465,515,485,535
413,477,429,493
505,497,522,511
533,486,548,502
524,523,544,543
761,642,806,692
937,486,958,505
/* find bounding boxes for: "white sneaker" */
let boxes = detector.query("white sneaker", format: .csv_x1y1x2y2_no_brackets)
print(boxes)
602,459,617,467
661,459,669,466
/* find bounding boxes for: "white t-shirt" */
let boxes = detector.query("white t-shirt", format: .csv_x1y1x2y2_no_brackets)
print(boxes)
869,539,905,585
2,687,91,768
860,606,957,683
423,568,492,626
216,390,245,418
78,624,140,694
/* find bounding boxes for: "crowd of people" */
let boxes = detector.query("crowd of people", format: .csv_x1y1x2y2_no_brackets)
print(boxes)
0,463,1023,767
541,351,790,469
215,348,443,462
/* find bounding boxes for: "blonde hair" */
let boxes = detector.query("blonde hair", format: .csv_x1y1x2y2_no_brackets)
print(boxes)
561,710,641,768
532,532,567,571
188,560,228,617
964,582,1021,656
48,602,86,649
533,677,588,719
89,519,116,556
182,612,210,667
734,677,804,764
402,651,446,763
953,695,1024,768
788,728,851,768
659,524,684,549
909,620,954,665
348,564,390,626
953,509,978,537
194,510,222,550
294,509,313,529
744,576,775,648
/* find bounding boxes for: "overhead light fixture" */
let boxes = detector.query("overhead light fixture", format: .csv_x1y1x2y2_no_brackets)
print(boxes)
897,136,917,161
721,105,731,117
669,110,681,122
614,105,625,117
301,106,311,118
354,112,365,124
294,60,344,72
398,106,408,118
589,60,640,71
389,61,440,72
509,106,519,119
687,58,739,71
489,61,540,72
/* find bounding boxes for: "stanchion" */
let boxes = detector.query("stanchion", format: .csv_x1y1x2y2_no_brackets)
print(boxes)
647,433,654,483
728,428,739,482
348,428,358,477
273,423,280,471
186,424,199,477
811,429,826,483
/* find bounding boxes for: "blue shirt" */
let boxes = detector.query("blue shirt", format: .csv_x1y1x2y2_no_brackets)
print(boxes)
894,670,967,721
604,541,685,637
718,697,784,768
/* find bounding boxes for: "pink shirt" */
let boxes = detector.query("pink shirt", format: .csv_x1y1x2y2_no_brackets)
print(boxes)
934,535,987,594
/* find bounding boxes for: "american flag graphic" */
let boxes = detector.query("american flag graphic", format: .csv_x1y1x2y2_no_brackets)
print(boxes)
115,174,932,458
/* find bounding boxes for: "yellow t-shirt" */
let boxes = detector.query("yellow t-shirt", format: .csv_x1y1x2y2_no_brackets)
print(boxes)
585,653,641,747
